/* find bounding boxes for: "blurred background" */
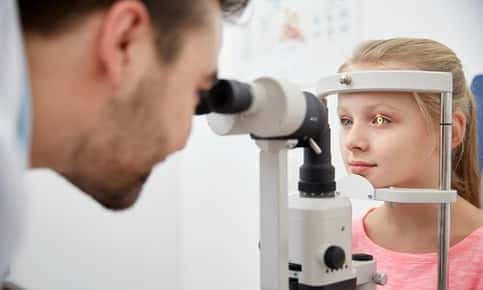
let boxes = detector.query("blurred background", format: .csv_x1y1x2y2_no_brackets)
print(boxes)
10,0,483,289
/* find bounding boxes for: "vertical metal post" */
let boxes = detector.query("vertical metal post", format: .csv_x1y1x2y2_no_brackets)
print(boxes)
256,140,291,290
437,92,452,290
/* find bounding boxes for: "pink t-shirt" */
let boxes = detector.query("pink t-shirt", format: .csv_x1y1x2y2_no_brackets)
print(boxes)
352,211,483,290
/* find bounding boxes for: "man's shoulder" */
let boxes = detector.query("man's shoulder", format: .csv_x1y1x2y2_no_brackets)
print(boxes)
0,140,28,289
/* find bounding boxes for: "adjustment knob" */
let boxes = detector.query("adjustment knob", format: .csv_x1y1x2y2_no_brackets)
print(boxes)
373,272,388,286
323,246,346,270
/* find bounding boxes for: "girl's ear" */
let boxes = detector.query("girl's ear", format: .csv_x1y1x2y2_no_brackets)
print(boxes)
452,111,466,148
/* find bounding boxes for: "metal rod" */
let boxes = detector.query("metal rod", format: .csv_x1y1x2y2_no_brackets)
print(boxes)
437,91,452,290
257,140,290,290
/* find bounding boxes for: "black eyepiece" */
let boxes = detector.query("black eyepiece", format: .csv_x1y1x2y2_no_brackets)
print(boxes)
195,79,253,115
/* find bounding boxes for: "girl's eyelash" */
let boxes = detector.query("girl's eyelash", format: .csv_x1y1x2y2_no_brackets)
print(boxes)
372,114,391,125
339,116,352,126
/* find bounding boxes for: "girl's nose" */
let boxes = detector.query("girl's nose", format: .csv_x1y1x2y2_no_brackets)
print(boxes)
344,124,369,152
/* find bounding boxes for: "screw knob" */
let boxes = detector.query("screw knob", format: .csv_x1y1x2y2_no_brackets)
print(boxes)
323,246,346,270
339,75,352,85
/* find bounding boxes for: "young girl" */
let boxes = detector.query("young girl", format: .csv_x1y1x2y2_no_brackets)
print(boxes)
337,38,483,289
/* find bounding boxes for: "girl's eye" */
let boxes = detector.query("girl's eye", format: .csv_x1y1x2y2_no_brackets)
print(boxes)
340,117,352,127
372,114,390,126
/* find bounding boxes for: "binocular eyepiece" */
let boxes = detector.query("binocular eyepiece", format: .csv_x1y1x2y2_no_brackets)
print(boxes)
196,79,253,115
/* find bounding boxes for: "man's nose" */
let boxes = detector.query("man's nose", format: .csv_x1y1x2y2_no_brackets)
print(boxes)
345,123,369,152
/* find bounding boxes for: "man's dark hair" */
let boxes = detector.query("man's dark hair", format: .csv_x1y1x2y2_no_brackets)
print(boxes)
18,0,249,63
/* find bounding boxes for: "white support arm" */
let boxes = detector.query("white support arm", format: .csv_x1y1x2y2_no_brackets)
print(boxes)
336,174,457,203
256,140,297,290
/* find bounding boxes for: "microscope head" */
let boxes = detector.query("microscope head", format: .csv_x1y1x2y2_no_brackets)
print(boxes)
197,77,336,196
196,77,330,141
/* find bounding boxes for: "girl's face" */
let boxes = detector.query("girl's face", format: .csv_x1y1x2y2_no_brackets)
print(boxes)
338,91,440,189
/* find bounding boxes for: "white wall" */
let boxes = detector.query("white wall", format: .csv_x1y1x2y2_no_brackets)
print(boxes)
9,1,483,290
359,0,483,80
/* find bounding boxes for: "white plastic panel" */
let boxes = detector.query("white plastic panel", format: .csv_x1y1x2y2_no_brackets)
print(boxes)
317,71,453,97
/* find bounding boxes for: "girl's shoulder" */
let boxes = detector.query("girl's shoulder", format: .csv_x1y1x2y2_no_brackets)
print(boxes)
453,202,483,244
451,226,483,253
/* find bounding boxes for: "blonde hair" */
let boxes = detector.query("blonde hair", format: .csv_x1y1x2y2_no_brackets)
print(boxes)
339,38,480,207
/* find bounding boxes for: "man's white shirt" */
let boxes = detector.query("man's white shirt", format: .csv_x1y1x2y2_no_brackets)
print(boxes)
0,0,32,285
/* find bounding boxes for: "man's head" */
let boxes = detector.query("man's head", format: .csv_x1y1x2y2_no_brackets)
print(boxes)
19,0,249,210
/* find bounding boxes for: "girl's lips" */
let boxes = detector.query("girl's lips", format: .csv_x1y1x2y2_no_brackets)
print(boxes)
348,162,377,174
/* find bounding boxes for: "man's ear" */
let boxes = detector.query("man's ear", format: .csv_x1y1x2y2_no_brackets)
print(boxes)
452,111,466,149
97,0,150,88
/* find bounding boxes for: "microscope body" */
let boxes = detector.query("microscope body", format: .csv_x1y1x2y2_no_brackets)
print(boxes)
288,194,378,290
289,195,356,289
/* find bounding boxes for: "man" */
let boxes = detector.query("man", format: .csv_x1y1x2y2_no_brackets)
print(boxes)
18,0,248,209
0,0,248,287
